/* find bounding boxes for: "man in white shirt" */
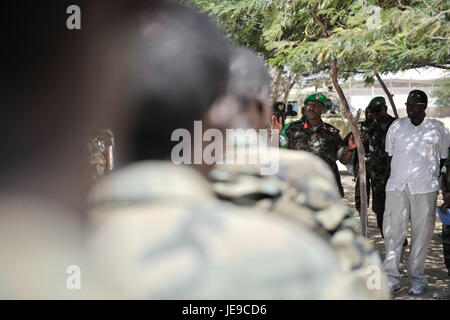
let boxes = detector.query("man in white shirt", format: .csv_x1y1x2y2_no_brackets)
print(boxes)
383,90,450,295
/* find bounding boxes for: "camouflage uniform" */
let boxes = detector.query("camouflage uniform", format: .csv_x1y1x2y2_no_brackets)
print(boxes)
442,157,450,276
87,161,388,299
281,119,346,197
88,129,114,184
444,223,450,276
354,115,395,236
210,147,390,299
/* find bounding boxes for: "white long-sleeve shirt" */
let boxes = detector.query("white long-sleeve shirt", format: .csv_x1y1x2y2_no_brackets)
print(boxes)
385,116,450,195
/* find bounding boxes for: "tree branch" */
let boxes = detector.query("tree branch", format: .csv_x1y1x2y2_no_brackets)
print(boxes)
311,8,329,38
374,71,399,119
331,59,368,237
425,36,450,40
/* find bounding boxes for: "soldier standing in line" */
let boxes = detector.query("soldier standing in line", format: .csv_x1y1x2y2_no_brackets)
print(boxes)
433,149,450,299
88,129,115,184
354,97,396,238
272,93,356,197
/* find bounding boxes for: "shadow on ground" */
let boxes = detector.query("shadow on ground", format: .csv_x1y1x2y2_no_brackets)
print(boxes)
340,172,449,300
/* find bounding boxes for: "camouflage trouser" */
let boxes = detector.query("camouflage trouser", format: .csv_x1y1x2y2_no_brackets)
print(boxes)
444,224,450,276
355,161,390,237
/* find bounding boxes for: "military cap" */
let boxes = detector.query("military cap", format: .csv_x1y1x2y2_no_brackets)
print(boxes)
407,90,428,105
304,93,326,106
367,96,386,110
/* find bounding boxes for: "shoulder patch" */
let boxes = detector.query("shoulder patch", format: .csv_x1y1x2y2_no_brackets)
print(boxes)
288,120,305,129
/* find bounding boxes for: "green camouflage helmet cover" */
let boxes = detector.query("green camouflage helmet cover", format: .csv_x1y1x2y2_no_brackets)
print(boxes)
367,96,386,110
304,93,327,106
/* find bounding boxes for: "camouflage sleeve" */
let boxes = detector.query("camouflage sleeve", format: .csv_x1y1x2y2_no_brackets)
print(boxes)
337,130,345,149
335,130,347,160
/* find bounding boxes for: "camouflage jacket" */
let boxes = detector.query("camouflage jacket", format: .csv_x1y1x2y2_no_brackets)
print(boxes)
359,115,395,165
281,120,346,195
210,148,389,299
86,161,365,299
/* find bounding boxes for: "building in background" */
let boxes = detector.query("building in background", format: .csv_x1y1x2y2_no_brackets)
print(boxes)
288,68,448,115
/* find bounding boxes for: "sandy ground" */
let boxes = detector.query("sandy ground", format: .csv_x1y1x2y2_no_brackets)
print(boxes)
337,116,450,300
340,171,449,300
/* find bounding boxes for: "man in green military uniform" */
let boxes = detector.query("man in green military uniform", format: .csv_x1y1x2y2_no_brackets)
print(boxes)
272,93,356,197
433,151,450,299
354,97,396,238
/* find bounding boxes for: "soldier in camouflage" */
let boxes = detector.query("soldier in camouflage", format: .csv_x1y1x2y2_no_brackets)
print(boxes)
87,5,377,299
433,149,450,299
354,97,396,238
88,129,114,184
272,93,356,197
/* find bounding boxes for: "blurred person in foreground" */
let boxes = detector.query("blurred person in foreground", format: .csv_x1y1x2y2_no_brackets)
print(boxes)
208,47,389,299
86,4,364,299
0,0,154,298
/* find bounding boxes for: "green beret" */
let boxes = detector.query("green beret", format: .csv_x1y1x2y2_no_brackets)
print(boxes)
367,96,386,110
304,93,326,106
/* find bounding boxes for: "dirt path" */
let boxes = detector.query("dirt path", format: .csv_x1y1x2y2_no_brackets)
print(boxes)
340,172,449,300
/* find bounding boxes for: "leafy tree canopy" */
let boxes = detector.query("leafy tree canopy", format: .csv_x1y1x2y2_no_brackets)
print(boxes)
431,76,450,106
185,0,449,83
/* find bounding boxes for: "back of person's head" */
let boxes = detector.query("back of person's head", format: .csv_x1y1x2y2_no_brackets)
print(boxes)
123,3,231,163
287,104,293,112
227,47,271,109
0,0,161,207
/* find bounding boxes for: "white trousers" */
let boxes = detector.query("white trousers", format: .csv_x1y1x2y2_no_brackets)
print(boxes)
382,185,437,287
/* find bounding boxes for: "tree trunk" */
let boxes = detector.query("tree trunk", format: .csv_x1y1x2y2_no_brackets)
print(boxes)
374,71,399,119
313,13,367,236
331,59,368,237
272,69,283,102
282,74,299,106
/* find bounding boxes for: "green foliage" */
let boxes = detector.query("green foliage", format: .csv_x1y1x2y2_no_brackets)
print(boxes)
185,0,450,79
431,77,450,106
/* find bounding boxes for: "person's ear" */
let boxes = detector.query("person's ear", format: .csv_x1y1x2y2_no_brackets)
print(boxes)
205,94,239,129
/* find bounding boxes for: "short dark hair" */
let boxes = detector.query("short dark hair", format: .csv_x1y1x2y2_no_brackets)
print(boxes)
227,47,270,110
407,90,428,105
126,3,230,162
